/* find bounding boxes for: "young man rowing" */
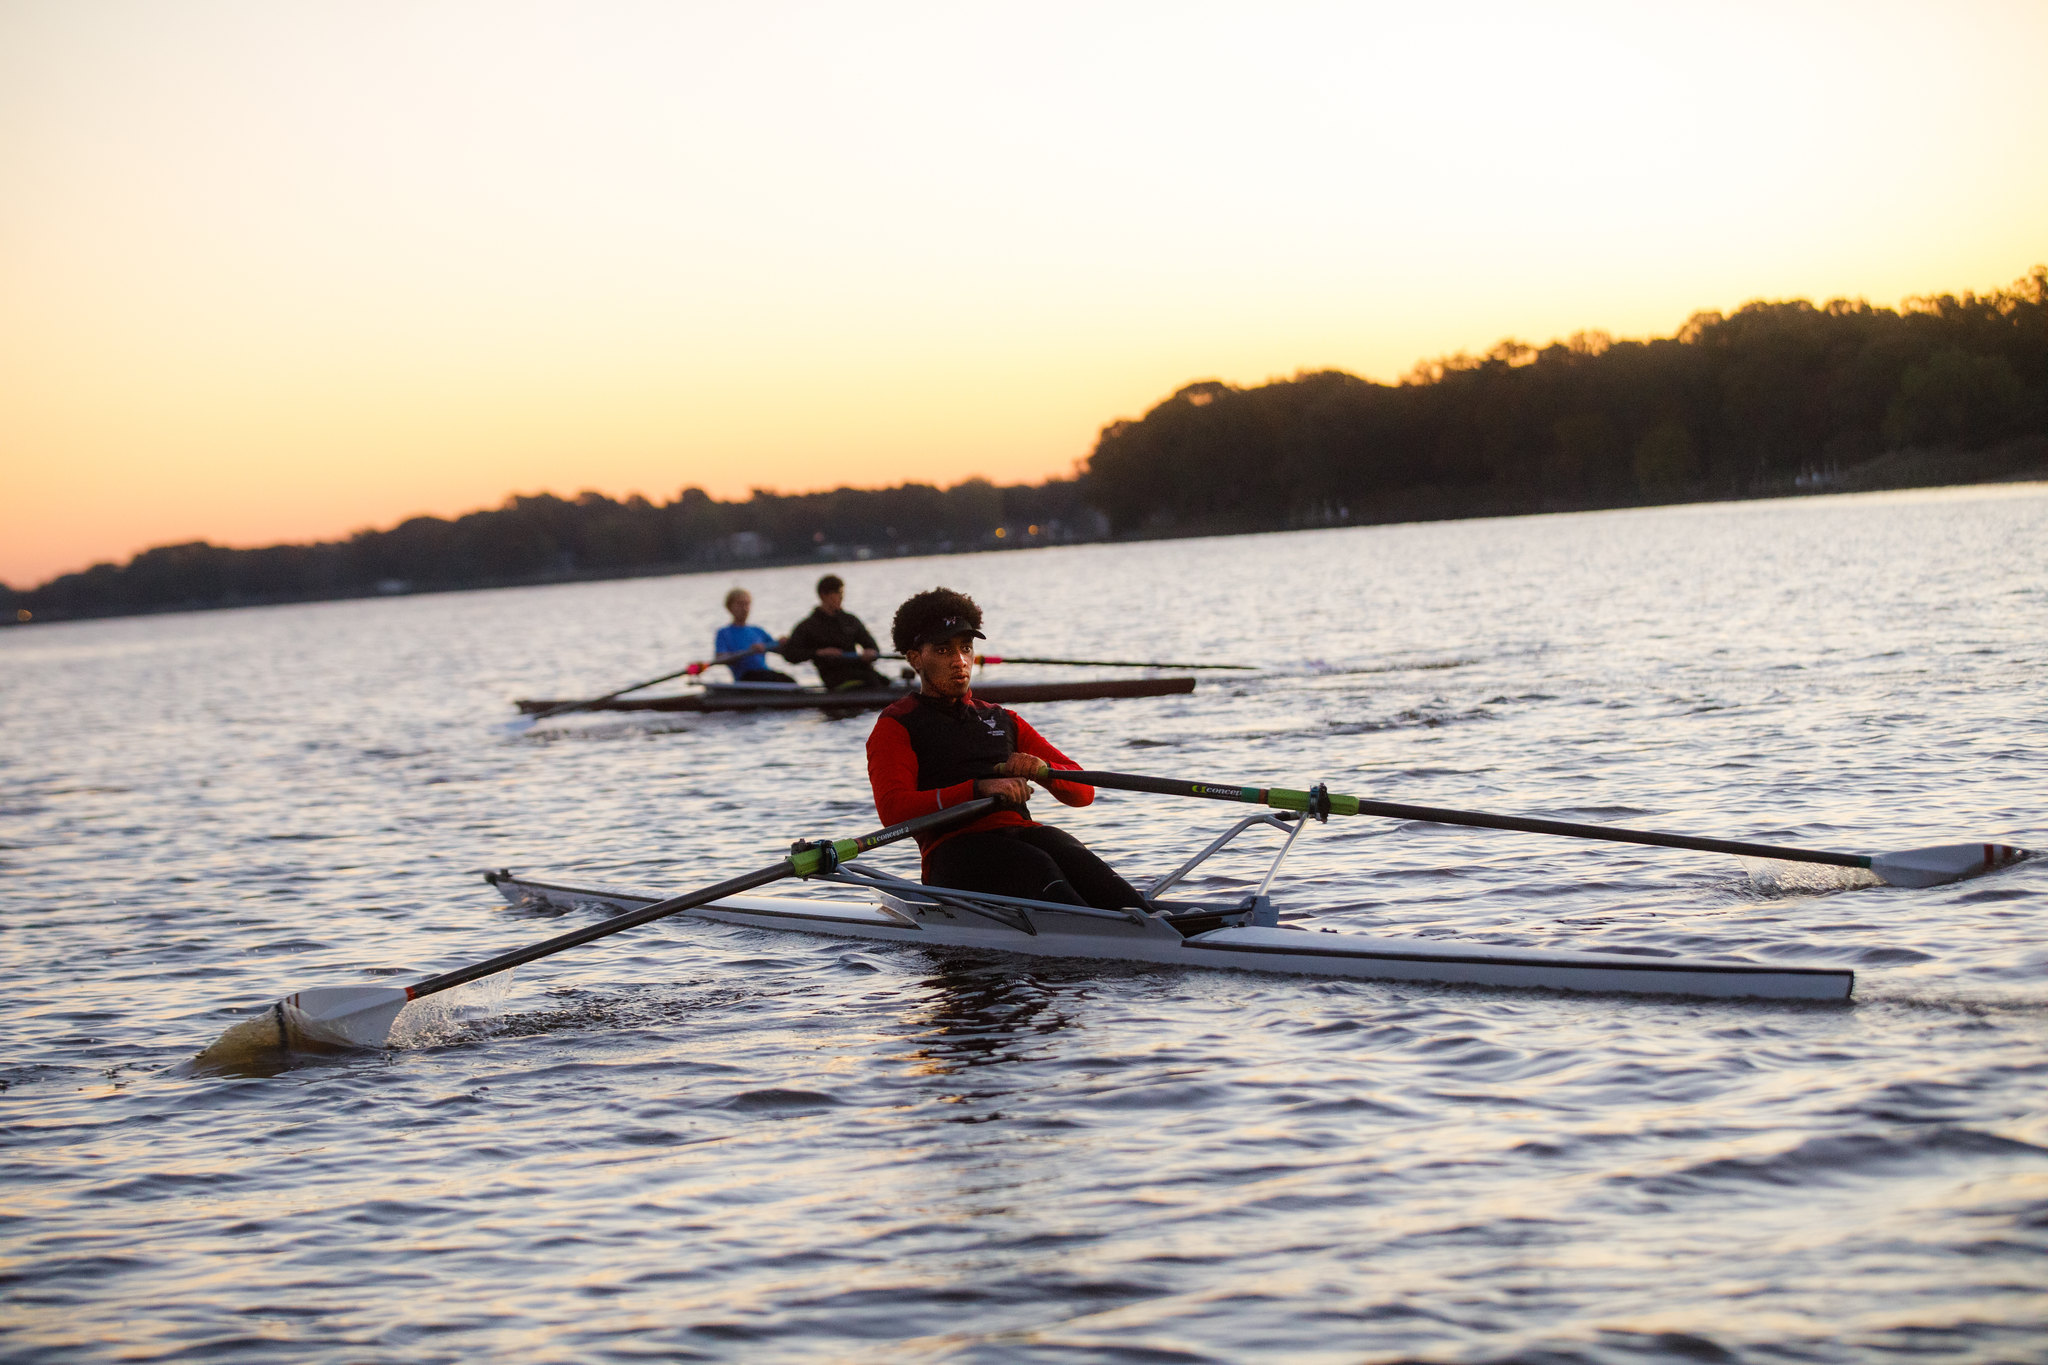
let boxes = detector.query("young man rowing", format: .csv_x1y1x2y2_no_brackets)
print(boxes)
782,574,889,690
866,588,1144,910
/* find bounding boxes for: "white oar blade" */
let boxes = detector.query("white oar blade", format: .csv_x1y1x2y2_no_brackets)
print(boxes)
284,986,413,1048
498,715,538,734
193,985,412,1068
1870,842,2029,889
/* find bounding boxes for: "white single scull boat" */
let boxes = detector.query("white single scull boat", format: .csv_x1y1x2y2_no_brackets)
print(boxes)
482,811,1856,1002
202,772,2032,1061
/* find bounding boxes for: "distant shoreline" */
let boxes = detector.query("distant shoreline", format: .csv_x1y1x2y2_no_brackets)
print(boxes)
14,267,2045,627
9,449,2041,630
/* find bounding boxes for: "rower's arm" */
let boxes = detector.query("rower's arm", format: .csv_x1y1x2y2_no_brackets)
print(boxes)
779,617,819,663
866,715,978,826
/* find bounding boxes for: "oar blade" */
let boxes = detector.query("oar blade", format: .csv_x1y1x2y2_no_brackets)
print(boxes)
284,986,414,1048
1870,842,2030,889
498,714,538,734
193,985,413,1068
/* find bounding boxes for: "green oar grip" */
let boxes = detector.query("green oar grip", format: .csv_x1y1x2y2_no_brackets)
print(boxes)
789,838,863,877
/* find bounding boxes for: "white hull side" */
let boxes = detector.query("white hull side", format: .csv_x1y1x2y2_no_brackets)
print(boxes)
484,877,1853,1002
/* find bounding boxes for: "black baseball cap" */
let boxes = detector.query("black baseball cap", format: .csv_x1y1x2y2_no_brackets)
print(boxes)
912,615,986,648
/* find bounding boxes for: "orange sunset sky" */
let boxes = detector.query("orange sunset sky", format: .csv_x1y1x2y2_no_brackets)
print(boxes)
4,0,2045,588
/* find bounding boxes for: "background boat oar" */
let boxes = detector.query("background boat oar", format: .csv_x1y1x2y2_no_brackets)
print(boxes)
504,648,759,731
198,799,996,1060
870,653,1250,671
1049,768,2029,889
976,655,1254,671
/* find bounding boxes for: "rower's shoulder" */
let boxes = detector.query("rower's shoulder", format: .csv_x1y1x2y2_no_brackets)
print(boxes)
878,693,921,721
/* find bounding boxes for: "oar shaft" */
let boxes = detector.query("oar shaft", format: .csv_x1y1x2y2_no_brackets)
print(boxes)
979,655,1253,671
405,798,998,1001
527,663,700,722
406,861,795,999
1059,770,1871,870
1340,796,1869,868
877,653,1250,670
527,643,777,723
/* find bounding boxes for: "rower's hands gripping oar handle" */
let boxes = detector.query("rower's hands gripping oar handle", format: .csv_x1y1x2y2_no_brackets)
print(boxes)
405,798,999,1002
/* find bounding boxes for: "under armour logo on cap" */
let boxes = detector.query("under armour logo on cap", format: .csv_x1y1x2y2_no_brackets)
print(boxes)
918,615,987,645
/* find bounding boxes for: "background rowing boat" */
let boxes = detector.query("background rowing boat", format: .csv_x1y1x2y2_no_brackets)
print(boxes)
514,675,1197,713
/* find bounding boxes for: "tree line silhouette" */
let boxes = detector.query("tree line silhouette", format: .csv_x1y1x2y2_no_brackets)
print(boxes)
7,479,1105,622
9,267,2043,624
1087,267,2046,533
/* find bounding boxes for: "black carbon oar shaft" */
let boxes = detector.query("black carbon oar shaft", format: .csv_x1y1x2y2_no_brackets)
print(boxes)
1058,770,1871,870
407,798,999,1001
407,861,797,1000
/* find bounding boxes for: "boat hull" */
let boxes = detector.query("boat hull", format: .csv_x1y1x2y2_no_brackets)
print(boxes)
483,874,1854,1002
514,677,1196,714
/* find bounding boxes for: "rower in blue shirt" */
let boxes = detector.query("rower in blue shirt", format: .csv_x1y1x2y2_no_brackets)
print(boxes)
710,588,795,683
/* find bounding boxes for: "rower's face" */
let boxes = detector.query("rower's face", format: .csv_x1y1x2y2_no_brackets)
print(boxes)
820,590,844,613
908,634,977,697
728,594,751,624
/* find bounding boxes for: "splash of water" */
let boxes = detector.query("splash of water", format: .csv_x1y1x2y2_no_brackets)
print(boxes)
190,972,518,1073
386,972,518,1048
1737,856,1882,895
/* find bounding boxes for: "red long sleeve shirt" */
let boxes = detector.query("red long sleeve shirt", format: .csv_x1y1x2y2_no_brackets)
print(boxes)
867,690,1094,870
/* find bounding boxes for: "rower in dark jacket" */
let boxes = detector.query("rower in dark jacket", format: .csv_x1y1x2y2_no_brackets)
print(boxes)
782,575,889,690
866,587,1143,911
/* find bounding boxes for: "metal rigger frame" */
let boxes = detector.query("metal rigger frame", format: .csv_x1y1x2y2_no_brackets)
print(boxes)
803,786,1332,938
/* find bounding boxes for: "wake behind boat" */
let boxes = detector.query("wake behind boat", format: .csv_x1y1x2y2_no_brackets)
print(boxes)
480,810,1855,1002
515,675,1197,714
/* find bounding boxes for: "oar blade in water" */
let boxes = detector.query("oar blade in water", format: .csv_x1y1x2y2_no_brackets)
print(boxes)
193,986,413,1068
283,986,414,1047
1870,842,2030,889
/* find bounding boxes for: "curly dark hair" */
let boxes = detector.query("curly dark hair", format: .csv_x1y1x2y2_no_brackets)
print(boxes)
890,587,984,654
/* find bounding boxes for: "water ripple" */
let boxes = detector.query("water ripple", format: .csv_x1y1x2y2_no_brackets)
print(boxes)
2,486,2045,1361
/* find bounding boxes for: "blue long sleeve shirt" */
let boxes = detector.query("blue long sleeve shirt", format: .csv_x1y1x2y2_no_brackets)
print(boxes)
713,624,779,680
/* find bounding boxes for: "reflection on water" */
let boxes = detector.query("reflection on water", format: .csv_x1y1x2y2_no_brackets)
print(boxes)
3,485,2046,1361
901,959,1081,1077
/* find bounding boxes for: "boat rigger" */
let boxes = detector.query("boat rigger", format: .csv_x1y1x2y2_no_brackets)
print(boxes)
478,809,1856,1003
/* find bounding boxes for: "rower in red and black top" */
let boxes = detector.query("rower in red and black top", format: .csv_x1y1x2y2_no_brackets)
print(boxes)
866,587,1144,911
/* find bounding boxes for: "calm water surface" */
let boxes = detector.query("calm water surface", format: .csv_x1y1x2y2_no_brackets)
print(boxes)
4,487,2046,1363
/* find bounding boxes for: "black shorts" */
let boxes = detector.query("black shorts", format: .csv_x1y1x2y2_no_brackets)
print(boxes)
736,667,795,684
924,825,1143,912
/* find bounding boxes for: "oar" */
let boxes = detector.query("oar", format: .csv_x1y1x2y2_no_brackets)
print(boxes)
503,649,757,732
205,799,996,1056
976,655,1254,671
871,653,1250,671
1047,768,2029,889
